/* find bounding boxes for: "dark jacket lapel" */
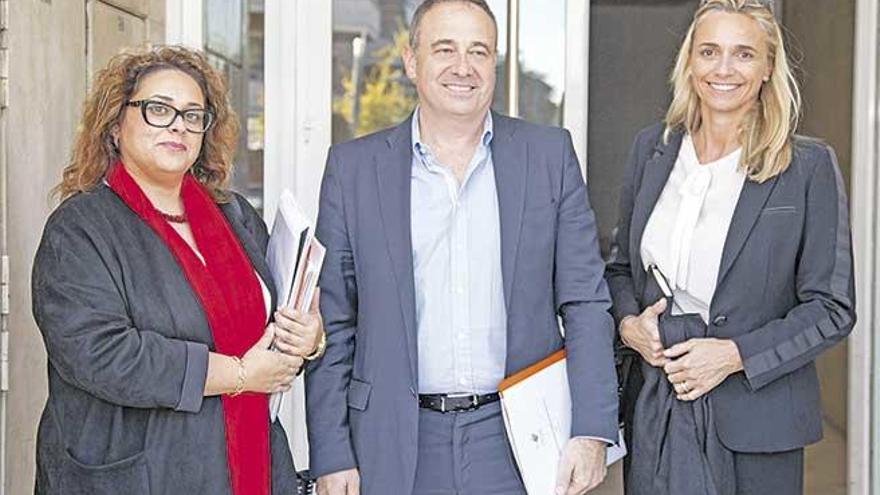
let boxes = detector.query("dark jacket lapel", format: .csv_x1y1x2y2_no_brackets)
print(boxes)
630,130,682,288
491,113,528,308
376,116,419,386
716,175,778,288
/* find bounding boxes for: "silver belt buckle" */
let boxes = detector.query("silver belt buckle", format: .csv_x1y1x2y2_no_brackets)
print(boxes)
445,392,478,412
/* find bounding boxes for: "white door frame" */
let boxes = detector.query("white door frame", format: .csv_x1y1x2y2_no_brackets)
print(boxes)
165,0,203,48
851,0,878,493
263,0,332,472
264,0,331,225
563,0,589,171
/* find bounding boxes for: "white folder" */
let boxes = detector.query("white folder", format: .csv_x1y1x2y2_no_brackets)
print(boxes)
499,350,626,495
266,190,312,314
265,189,325,472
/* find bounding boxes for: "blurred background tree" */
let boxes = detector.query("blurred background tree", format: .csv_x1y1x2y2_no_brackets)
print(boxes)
333,28,417,138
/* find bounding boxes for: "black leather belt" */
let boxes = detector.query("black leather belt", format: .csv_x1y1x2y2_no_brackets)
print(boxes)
418,392,500,413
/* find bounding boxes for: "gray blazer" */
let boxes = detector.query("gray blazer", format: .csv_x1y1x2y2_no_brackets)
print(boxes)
606,123,856,452
306,113,618,494
31,185,297,495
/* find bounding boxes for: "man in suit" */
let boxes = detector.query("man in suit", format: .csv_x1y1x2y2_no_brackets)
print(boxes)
306,1,618,493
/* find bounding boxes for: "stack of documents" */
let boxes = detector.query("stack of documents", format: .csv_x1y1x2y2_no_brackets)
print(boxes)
266,190,325,314
499,350,626,495
265,189,325,421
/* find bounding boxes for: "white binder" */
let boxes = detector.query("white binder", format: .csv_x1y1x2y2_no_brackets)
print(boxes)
499,350,626,495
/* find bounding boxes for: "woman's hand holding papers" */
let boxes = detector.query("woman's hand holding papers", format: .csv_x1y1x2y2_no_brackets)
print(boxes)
273,289,326,360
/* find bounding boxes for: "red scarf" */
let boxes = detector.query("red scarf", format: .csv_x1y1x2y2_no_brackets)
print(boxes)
107,163,270,495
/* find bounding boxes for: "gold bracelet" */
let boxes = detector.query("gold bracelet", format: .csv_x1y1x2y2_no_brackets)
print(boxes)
303,333,327,361
229,356,246,397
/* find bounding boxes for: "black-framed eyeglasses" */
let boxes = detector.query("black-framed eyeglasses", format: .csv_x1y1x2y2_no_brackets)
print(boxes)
126,99,215,133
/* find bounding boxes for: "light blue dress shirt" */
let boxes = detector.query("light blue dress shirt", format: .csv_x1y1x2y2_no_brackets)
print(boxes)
411,109,507,395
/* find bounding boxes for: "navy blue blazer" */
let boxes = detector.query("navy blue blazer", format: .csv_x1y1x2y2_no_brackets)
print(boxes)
606,123,856,452
306,113,619,494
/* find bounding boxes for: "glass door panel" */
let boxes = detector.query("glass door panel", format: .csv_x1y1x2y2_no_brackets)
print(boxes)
586,0,698,256
205,0,266,211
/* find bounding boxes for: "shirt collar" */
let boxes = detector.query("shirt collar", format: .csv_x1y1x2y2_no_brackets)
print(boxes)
411,106,494,159
681,133,744,178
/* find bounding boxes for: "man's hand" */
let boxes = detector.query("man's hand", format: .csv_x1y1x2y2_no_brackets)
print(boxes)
555,437,607,495
663,338,743,401
316,468,360,495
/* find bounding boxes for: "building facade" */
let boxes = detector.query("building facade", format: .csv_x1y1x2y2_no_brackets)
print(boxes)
1,1,876,494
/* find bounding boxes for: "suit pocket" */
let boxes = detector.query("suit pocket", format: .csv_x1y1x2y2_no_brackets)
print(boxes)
347,378,373,411
760,205,797,215
62,448,149,495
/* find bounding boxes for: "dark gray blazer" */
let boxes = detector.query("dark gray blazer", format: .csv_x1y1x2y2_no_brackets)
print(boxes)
606,123,856,453
31,185,297,495
306,113,619,494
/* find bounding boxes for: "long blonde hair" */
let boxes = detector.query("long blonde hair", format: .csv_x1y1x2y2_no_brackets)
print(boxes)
664,0,801,183
55,45,239,201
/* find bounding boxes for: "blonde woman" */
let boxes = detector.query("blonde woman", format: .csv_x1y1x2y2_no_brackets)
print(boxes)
606,1,854,493
32,46,323,494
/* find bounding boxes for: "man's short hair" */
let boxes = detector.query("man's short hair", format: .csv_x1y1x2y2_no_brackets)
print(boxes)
408,0,498,49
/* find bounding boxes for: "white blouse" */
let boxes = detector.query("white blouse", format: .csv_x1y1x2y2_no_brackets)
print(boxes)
640,134,746,323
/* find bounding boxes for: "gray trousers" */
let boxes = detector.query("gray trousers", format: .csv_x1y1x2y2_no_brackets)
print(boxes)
733,448,803,495
413,402,527,495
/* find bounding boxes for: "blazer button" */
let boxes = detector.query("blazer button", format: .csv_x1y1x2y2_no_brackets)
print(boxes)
712,315,728,327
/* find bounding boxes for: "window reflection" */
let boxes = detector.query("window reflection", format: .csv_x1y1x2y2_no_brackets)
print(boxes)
206,0,244,63
204,0,266,211
491,0,566,126
332,0,417,144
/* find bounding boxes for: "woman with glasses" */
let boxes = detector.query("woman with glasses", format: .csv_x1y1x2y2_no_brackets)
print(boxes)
31,45,323,495
606,1,854,494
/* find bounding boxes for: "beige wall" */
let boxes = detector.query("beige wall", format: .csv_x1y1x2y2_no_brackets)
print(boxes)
5,2,163,493
7,1,86,492
783,0,855,435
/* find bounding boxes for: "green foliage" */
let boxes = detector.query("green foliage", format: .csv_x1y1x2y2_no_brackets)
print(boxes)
333,29,417,137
